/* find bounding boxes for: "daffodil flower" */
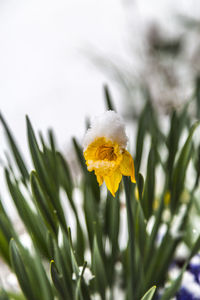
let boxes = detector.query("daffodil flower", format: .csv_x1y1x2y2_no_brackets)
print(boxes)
83,111,136,197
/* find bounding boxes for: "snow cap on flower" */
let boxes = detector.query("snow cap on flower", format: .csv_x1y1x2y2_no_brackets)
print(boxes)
83,110,128,151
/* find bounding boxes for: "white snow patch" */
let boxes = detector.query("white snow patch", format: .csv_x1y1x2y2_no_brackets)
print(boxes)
157,223,167,246
58,227,64,248
91,293,101,300
7,273,18,287
146,215,155,234
190,255,200,266
175,243,190,260
19,232,32,250
72,266,94,285
87,160,116,171
168,266,181,280
170,205,187,238
83,111,128,150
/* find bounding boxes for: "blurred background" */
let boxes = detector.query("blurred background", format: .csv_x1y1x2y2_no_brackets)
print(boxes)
1,0,200,209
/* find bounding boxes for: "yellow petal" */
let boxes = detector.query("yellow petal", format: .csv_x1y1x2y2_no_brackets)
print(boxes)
120,150,136,183
83,137,123,177
84,137,107,161
96,173,104,186
104,169,122,197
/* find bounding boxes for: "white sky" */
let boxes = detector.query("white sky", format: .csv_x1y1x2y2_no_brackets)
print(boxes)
0,0,126,147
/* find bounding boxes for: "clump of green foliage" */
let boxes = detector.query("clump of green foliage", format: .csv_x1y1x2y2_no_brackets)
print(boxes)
0,84,200,300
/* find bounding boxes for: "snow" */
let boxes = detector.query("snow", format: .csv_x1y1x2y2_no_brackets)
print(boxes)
83,111,128,150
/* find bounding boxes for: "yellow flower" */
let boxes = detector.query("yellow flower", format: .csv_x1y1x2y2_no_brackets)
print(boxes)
134,186,140,201
83,111,136,197
164,191,171,207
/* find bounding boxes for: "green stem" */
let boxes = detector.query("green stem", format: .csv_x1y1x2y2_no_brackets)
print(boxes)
123,176,136,300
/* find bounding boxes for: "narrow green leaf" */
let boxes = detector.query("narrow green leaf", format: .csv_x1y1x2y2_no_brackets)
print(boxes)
30,171,58,236
103,84,116,111
161,233,200,300
195,75,200,119
56,152,73,201
171,121,200,212
46,231,54,259
166,111,181,179
50,260,70,300
109,191,120,256
56,151,85,264
68,227,80,277
92,236,107,300
72,137,87,174
144,229,180,289
5,292,25,300
135,200,147,258
142,146,156,219
5,169,49,258
83,185,97,250
135,105,147,174
188,234,200,259
73,138,100,202
9,240,37,300
0,289,10,300
24,248,54,300
26,116,67,231
104,191,120,286
26,116,50,189
76,221,85,265
0,208,19,266
0,231,11,266
137,173,144,202
48,129,57,155
141,286,156,300
160,265,186,300
144,197,164,271
166,104,190,188
123,176,137,299
0,113,29,184
53,234,73,298
75,262,88,300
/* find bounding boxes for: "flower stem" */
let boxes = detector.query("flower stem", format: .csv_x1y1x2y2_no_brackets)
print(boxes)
123,176,136,300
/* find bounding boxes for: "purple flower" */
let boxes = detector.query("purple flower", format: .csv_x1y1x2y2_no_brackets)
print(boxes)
176,287,200,300
188,256,200,284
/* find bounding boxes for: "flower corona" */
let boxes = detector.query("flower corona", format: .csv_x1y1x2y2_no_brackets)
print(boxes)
83,111,136,196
